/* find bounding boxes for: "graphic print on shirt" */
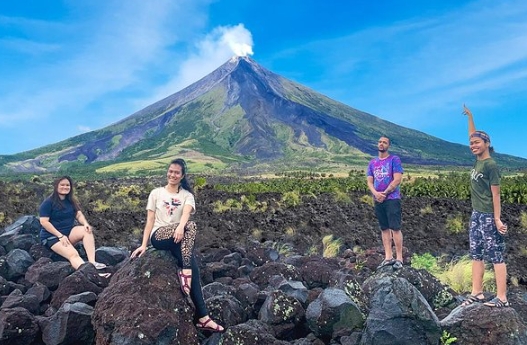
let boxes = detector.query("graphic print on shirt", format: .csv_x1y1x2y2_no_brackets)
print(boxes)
471,169,484,182
374,165,390,181
163,198,182,216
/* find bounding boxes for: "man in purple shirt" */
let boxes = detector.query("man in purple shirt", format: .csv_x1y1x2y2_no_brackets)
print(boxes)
366,136,404,269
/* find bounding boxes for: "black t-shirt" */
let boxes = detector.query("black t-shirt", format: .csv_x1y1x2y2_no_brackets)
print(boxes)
39,197,77,239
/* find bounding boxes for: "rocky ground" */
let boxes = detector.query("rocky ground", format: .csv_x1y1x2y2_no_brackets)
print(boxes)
2,176,527,288
3,176,527,345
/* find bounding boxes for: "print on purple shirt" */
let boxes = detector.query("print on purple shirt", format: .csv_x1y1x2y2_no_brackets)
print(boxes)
366,155,404,200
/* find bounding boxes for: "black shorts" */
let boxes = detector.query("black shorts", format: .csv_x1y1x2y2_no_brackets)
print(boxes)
374,199,402,231
41,236,61,249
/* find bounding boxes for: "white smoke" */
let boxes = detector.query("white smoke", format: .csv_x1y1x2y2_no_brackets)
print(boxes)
142,23,254,104
219,24,254,57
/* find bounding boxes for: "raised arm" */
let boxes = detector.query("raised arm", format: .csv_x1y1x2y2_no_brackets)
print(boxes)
463,104,476,136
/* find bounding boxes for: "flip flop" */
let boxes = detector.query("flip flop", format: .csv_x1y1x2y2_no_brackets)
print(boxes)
98,272,112,278
196,316,225,333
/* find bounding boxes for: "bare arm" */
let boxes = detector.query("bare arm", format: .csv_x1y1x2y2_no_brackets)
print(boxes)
463,104,476,136
491,185,507,234
174,204,194,243
75,210,92,233
367,176,385,202
382,172,402,195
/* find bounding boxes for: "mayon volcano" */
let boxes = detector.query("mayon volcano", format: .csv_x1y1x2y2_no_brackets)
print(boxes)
2,56,526,174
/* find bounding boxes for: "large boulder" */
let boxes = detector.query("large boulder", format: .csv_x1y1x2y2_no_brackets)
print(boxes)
5,249,34,280
1,289,40,314
94,246,129,266
0,215,40,247
298,256,340,289
25,258,73,290
360,275,441,345
0,307,39,345
92,249,199,345
259,290,307,340
39,301,95,345
440,303,527,345
49,263,107,309
306,287,363,339
394,266,456,310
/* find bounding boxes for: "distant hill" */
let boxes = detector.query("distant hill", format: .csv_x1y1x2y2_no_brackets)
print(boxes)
1,56,526,175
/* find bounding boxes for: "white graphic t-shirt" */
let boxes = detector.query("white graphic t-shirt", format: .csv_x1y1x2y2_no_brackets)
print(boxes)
146,187,196,236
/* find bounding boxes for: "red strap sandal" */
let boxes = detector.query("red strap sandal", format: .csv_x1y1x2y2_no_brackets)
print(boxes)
177,269,191,296
196,316,225,333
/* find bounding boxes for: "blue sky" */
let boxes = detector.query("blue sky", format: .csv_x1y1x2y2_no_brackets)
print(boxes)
1,0,527,158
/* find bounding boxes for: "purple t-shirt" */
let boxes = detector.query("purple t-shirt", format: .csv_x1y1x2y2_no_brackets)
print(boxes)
366,155,404,200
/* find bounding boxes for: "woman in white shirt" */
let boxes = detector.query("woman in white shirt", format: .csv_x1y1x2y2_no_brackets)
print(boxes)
131,158,224,332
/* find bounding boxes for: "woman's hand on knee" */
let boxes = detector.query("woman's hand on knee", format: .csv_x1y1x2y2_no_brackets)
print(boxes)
173,226,184,243
59,235,70,246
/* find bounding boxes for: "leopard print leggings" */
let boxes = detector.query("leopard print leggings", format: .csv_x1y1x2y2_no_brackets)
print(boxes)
152,221,197,268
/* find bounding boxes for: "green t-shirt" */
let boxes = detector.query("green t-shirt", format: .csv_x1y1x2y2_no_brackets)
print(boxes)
470,158,500,213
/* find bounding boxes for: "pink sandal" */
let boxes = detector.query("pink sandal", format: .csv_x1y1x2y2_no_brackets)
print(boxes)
177,269,191,296
196,316,224,333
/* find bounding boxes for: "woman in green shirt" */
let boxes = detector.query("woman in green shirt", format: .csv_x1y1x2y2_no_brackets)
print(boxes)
462,104,509,308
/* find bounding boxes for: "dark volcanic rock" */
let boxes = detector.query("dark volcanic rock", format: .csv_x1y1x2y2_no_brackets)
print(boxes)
361,275,441,345
92,249,199,345
441,303,527,345
0,307,39,345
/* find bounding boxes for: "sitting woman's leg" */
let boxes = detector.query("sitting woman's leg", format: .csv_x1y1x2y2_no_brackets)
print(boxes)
189,255,224,332
181,221,197,269
68,225,97,264
50,237,85,269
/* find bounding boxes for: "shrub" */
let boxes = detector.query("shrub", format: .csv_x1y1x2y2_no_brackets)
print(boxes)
322,234,342,258
410,253,440,274
440,330,458,345
360,194,373,206
436,256,495,293
520,211,527,233
194,177,207,191
93,199,110,212
281,191,301,207
251,228,262,240
271,242,294,257
284,226,296,237
333,190,351,204
420,205,433,215
446,214,465,234
306,245,319,256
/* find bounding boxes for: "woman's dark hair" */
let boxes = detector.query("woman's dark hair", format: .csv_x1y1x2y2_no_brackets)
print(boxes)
170,158,194,194
50,176,81,211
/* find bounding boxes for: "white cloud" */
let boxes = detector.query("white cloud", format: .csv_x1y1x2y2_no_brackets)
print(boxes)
0,0,211,127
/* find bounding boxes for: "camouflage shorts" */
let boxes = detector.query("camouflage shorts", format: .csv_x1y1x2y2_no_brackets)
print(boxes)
469,211,505,264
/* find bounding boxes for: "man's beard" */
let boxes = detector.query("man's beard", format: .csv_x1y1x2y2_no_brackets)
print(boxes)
378,148,387,153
